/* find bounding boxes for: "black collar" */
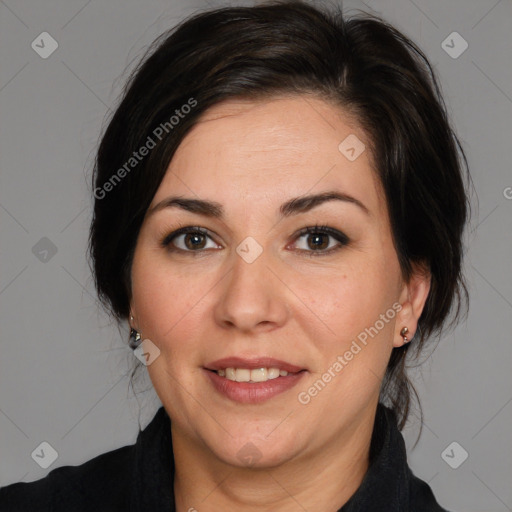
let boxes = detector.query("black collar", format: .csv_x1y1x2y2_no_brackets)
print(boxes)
339,403,409,511
128,403,446,511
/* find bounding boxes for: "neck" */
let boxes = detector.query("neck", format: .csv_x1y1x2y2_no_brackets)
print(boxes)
172,402,378,512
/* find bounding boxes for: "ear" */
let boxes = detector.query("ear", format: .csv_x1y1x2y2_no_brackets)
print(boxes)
129,307,137,330
394,263,431,347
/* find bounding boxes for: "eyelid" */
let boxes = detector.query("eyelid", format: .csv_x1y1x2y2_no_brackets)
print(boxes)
289,224,349,256
293,225,349,245
160,225,217,248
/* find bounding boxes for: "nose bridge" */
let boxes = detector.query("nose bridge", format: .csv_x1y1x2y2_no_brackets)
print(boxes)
214,239,288,331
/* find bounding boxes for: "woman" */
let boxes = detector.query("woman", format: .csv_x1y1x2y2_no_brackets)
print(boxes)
0,1,470,510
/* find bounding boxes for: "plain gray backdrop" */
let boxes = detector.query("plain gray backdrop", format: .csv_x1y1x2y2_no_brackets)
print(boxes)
1,0,511,511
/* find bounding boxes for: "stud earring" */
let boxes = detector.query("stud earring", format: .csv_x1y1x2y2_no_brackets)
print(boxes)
400,326,410,344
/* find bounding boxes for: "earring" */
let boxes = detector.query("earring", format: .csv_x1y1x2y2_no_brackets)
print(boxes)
129,328,142,350
400,326,410,344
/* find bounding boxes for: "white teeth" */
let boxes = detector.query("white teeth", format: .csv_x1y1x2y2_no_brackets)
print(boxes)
235,368,251,382
267,368,280,379
250,368,267,382
217,367,291,382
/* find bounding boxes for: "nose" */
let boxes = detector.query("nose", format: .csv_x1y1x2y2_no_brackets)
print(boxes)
214,247,290,333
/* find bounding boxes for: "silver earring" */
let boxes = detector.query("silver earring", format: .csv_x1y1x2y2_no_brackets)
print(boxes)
400,327,410,343
129,328,142,350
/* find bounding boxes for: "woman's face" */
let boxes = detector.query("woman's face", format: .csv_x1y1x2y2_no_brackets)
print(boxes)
130,96,428,468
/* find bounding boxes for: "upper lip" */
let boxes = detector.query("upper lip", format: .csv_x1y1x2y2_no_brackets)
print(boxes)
205,357,305,373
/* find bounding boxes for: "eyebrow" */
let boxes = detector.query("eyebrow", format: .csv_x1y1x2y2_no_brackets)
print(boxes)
147,190,370,219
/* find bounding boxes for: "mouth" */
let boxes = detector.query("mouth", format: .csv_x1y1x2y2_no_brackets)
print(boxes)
203,357,307,403
205,356,305,379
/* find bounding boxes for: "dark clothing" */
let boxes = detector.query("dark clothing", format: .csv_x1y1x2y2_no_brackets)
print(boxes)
0,403,449,511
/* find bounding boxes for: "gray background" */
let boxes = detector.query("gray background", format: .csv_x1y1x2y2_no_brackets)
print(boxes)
0,0,511,510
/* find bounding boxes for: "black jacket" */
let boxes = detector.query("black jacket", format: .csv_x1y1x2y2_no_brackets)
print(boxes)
0,403,450,511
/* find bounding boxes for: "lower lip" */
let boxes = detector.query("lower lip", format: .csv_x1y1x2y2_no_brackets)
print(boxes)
204,369,306,404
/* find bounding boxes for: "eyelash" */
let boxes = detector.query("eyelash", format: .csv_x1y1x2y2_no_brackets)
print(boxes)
160,223,349,258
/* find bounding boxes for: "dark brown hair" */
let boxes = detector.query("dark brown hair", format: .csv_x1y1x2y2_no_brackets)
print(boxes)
89,0,470,429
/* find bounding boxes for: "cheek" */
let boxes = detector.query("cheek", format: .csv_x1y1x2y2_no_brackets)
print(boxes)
130,246,228,382
292,257,400,409
130,251,209,403
298,257,398,340
131,253,204,339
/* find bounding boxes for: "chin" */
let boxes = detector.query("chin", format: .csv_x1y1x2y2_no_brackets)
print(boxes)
205,430,300,469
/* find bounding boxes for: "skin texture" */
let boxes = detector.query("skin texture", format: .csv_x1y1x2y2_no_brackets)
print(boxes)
129,96,430,511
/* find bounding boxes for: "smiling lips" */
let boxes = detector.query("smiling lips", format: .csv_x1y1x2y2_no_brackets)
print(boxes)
204,356,307,403
205,356,304,380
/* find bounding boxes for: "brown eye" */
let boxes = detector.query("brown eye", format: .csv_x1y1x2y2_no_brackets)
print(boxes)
161,227,219,253
292,225,349,257
183,232,207,250
305,232,330,250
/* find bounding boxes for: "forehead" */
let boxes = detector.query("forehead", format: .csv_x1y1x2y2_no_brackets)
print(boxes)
151,96,382,215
